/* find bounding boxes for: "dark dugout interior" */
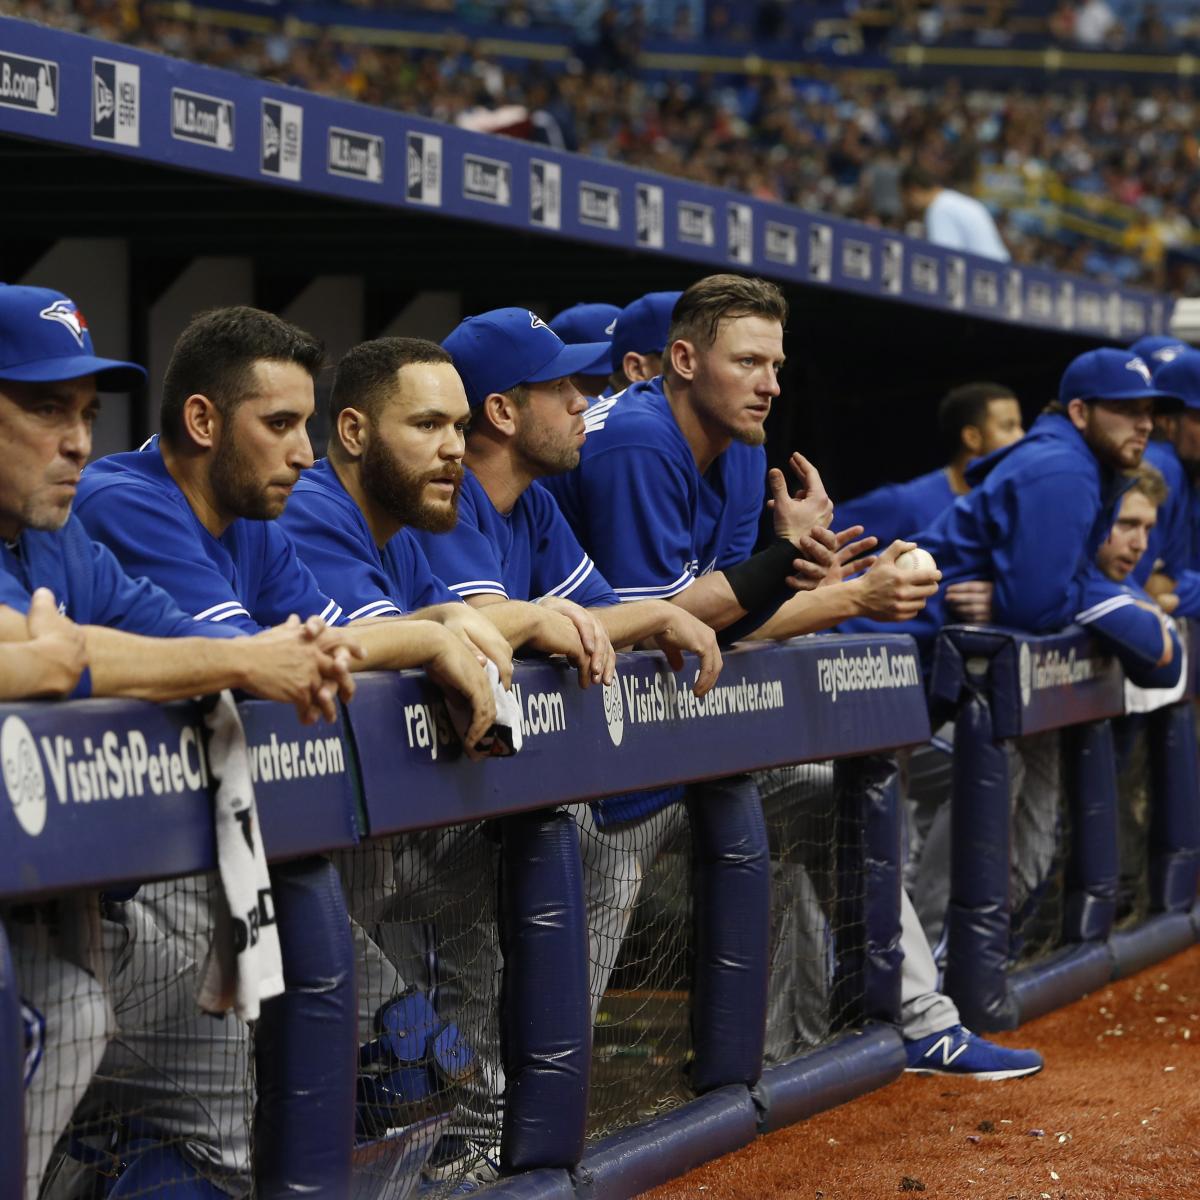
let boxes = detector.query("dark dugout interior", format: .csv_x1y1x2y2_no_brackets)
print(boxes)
1,134,1105,512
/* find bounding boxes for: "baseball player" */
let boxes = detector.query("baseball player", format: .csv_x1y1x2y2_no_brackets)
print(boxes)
542,273,1044,1078
68,307,513,1193
410,308,732,1064
275,335,611,1185
837,382,1024,563
0,286,361,1200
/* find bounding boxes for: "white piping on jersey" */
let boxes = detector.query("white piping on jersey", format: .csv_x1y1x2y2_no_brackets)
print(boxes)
583,387,628,432
319,598,344,625
347,599,403,621
448,579,509,598
544,553,595,600
614,569,696,601
137,435,155,451
194,599,251,622
1075,593,1136,624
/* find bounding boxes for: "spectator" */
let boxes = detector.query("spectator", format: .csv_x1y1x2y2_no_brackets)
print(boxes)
900,163,1011,261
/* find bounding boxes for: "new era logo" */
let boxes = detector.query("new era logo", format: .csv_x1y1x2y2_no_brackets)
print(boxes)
406,132,442,207
530,160,562,229
635,183,664,249
261,99,302,180
92,59,139,147
0,51,58,116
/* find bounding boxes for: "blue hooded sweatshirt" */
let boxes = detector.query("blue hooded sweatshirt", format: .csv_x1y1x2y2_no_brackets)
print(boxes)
847,410,1180,688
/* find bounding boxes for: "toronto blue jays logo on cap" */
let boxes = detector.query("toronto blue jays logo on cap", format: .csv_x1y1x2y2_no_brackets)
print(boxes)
1125,357,1152,386
529,313,547,330
39,300,88,348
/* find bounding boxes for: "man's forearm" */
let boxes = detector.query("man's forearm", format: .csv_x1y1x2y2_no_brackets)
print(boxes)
350,617,452,671
748,581,864,640
85,626,252,700
457,597,544,649
664,573,745,630
595,599,683,648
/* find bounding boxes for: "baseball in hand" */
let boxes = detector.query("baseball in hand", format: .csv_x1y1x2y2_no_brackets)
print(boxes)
895,546,938,573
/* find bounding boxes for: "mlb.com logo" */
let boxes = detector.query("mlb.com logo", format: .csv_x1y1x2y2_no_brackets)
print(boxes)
171,88,234,150
92,59,139,147
0,50,58,116
261,99,303,181
327,127,384,184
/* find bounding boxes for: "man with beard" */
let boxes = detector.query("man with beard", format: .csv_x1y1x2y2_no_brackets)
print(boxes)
276,331,713,1186
277,336,598,683
69,307,507,1194
847,348,1182,682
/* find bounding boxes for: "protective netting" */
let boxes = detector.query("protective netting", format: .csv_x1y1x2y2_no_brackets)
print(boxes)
758,763,866,1064
576,800,694,1143
337,825,503,1198
1113,715,1153,931
19,875,255,1200
1007,731,1068,967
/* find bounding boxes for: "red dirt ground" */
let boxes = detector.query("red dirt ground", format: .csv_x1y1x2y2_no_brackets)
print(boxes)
643,943,1200,1199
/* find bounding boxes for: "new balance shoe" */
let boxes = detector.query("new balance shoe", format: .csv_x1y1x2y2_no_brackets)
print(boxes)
904,1025,1044,1080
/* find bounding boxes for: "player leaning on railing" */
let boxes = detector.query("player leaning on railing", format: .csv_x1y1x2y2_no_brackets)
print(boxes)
0,285,365,1199
542,273,1044,1081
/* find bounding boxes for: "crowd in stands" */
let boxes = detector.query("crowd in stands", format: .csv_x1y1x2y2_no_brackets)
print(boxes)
9,0,1200,291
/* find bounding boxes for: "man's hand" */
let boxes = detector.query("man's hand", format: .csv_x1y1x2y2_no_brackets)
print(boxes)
301,615,363,717
421,626,497,760
1145,572,1176,600
26,587,87,696
1156,592,1180,615
532,596,615,687
241,615,360,724
435,604,515,688
815,525,879,588
851,540,941,622
944,580,994,624
650,608,723,696
768,452,834,548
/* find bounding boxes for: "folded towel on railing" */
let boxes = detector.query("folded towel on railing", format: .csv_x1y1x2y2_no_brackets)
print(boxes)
197,690,285,1022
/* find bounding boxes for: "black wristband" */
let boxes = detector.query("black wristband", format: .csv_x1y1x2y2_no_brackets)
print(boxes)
722,537,798,613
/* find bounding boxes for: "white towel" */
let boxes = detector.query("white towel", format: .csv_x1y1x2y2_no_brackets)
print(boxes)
197,690,285,1021
443,658,524,757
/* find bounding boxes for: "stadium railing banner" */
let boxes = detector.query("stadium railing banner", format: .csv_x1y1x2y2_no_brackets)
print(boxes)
0,15,1171,339
928,624,1200,1035
1,637,932,1198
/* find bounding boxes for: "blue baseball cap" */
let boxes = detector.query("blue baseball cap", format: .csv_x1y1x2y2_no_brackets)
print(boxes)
442,308,610,408
1057,348,1182,410
549,302,620,376
610,291,682,373
0,285,145,391
1147,348,1200,410
1129,335,1188,368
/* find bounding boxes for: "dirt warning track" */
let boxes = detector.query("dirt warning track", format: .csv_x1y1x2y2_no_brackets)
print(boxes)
645,943,1200,1199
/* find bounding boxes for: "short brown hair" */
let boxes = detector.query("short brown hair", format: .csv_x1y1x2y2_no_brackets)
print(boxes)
1128,460,1169,507
161,307,324,446
331,337,452,427
667,274,788,357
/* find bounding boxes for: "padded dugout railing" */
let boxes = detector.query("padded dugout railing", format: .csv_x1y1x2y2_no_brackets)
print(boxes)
928,624,1200,1034
0,636,928,1200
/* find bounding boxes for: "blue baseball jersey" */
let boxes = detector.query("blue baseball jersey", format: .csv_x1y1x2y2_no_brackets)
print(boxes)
278,458,458,618
75,437,341,635
836,467,957,551
1134,439,1200,618
415,470,620,607
0,517,239,697
542,378,766,598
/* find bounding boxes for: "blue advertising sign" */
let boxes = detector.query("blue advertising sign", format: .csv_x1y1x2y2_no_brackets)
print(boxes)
346,637,931,836
0,15,1169,336
930,625,1126,739
0,697,358,901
